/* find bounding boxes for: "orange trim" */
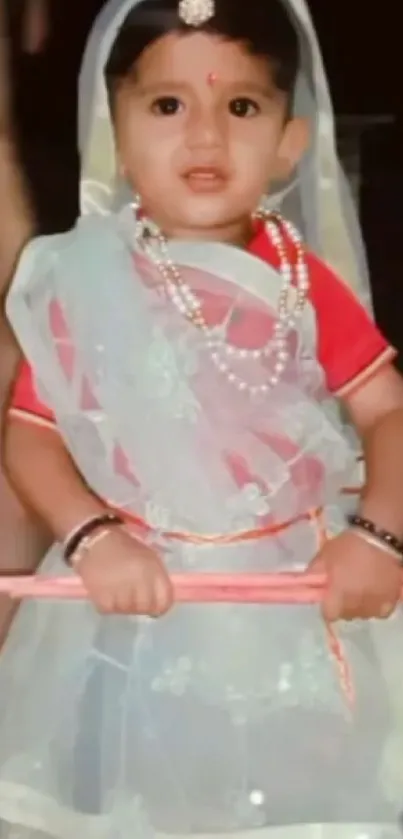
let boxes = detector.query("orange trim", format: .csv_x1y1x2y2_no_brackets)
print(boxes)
8,408,57,431
325,625,355,709
113,506,323,546
312,513,355,710
335,346,396,398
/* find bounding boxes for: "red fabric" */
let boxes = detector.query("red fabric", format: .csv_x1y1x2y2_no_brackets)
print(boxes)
249,222,390,394
10,222,392,422
11,358,54,421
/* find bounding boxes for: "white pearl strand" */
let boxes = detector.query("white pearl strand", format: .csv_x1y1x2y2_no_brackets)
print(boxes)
135,212,310,395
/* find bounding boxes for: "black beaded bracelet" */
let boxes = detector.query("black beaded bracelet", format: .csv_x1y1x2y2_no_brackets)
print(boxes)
63,513,124,565
347,513,403,559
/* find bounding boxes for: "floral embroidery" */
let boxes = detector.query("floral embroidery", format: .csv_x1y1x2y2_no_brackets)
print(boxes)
227,482,270,529
149,630,346,720
151,656,195,696
144,499,171,531
146,327,200,421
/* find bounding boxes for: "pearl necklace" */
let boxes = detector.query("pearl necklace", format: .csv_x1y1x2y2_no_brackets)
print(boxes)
135,211,309,396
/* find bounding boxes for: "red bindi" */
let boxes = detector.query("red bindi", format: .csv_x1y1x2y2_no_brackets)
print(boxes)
207,72,218,86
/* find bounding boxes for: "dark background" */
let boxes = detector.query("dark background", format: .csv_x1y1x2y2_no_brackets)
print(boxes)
7,0,403,355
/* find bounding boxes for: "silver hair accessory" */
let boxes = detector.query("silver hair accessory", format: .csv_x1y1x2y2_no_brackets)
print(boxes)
178,0,215,27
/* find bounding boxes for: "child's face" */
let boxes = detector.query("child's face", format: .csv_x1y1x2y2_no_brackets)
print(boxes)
113,31,307,241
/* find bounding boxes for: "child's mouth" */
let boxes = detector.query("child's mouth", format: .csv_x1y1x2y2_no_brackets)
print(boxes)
183,167,227,193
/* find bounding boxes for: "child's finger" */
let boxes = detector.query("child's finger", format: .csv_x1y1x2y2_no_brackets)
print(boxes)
379,601,395,619
96,592,116,615
322,584,342,623
147,581,170,617
116,590,138,614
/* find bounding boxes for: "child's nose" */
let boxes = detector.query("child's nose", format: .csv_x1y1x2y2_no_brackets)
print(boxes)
185,106,225,150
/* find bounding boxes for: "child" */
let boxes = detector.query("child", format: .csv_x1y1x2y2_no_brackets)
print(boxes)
2,0,403,835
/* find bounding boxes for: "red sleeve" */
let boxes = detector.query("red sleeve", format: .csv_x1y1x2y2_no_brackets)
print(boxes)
8,256,394,416
9,360,55,426
308,253,395,396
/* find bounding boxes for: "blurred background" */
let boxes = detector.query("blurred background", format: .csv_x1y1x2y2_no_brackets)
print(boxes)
6,0,403,359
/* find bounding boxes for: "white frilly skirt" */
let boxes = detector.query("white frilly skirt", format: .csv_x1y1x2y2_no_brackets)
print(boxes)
0,528,403,839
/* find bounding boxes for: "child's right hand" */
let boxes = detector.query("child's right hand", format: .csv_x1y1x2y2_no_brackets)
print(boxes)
76,527,173,617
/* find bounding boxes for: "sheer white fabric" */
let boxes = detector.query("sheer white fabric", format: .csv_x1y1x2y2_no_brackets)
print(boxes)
1,211,403,839
0,0,399,837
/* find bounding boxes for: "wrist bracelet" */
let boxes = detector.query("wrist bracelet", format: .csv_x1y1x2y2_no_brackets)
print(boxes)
349,527,402,562
63,512,124,565
346,514,403,561
69,527,113,570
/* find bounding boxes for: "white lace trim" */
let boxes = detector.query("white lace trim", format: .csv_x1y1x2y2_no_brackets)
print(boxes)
0,782,394,839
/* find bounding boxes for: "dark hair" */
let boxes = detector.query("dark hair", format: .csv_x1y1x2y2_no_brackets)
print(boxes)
105,0,299,101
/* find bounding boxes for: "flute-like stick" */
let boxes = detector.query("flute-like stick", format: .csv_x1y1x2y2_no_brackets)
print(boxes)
0,572,402,604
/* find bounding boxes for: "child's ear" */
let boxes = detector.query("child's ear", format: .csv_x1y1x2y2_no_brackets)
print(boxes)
275,118,309,180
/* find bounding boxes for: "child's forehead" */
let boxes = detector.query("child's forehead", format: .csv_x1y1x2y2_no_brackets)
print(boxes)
133,31,276,89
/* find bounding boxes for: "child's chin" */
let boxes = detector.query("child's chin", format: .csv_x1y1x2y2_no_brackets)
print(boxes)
179,195,237,230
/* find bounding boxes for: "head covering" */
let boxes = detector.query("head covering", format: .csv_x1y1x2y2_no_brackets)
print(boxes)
77,0,371,307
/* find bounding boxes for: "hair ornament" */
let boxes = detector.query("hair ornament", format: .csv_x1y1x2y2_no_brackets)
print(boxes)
178,0,215,27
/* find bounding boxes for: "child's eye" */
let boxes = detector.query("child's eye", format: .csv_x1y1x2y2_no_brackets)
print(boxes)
151,96,183,116
229,97,260,118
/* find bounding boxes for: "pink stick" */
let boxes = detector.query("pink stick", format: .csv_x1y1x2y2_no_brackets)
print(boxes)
0,573,402,603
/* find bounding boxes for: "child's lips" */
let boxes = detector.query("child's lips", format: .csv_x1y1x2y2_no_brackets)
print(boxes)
183,166,227,193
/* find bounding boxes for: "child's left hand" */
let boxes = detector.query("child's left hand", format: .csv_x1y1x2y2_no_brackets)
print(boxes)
308,530,402,622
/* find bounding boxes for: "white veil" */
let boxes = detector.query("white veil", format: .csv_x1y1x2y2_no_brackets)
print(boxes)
78,0,372,308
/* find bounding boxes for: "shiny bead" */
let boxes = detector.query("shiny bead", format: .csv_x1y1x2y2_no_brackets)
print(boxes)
136,209,310,396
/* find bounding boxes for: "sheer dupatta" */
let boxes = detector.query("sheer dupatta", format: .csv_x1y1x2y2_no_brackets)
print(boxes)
7,208,354,540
